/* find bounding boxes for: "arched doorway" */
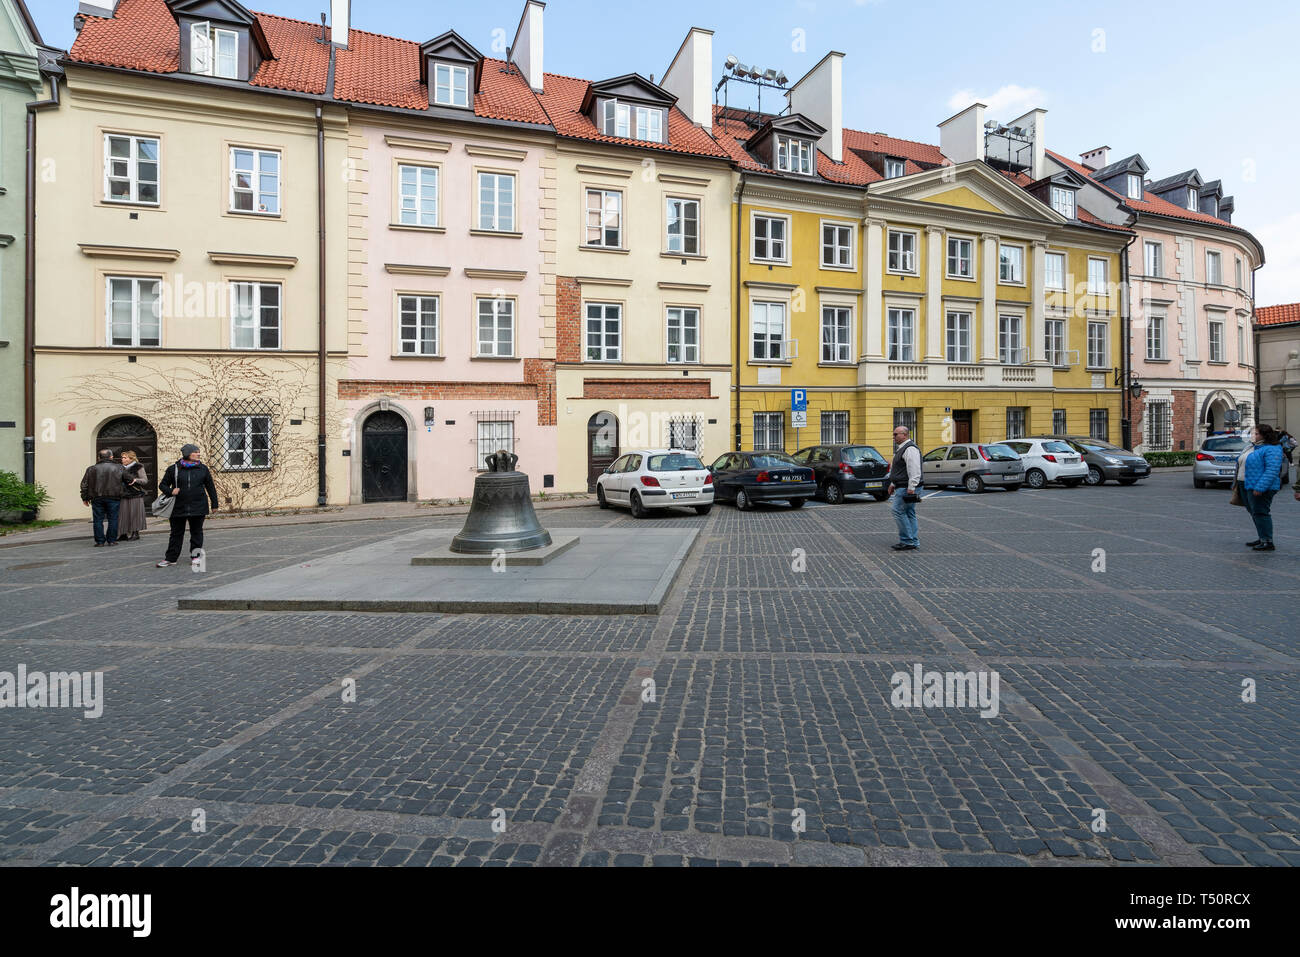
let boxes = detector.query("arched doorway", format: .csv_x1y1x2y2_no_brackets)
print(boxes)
587,411,619,492
96,416,158,499
361,411,409,503
1201,391,1236,436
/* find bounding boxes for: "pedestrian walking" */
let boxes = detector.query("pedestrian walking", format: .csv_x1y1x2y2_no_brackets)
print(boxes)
1242,425,1286,552
887,426,923,552
79,449,128,547
118,450,149,542
156,444,219,569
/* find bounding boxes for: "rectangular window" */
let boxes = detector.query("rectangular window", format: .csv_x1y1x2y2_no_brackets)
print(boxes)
1127,173,1143,199
821,411,849,445
668,416,701,452
398,164,438,227
893,409,918,446
104,134,160,205
398,295,439,356
1044,252,1066,291
1188,187,1199,211
434,63,470,108
665,197,699,255
776,136,813,174
1050,187,1076,219
477,172,515,231
1148,243,1165,277
1209,320,1224,362
1147,315,1166,360
634,106,663,143
999,244,1024,284
666,307,699,364
754,412,785,452
230,282,281,350
947,237,974,278
1052,409,1067,435
751,301,787,361
224,415,272,471
1238,324,1246,364
191,23,237,78
585,188,622,247
107,277,161,348
230,148,280,215
752,215,787,262
998,314,1023,364
602,100,631,138
884,158,905,179
476,420,515,466
1239,402,1253,428
1206,250,1223,285
585,302,622,362
1235,257,1244,290
476,297,515,357
945,311,972,363
887,308,916,362
822,223,853,269
821,306,852,363
1087,320,1109,369
1146,400,1172,451
1087,258,1109,295
887,230,917,274
1044,318,1066,366
1090,409,1109,442
1005,408,1027,440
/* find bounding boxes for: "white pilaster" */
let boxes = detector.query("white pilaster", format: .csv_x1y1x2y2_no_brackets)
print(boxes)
1031,241,1047,364
925,226,944,361
864,218,885,358
980,233,998,362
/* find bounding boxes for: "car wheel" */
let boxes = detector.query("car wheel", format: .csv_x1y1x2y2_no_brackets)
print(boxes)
629,490,649,519
1118,479,1139,486
1026,469,1047,490
1194,478,1206,489
694,505,712,516
964,474,985,494
597,485,609,509
1004,484,1022,492
872,491,890,502
788,497,806,509
734,488,751,511
823,480,844,505
1062,479,1083,488
1085,465,1105,486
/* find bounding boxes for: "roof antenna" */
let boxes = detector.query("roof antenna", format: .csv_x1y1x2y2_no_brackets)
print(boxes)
320,13,327,44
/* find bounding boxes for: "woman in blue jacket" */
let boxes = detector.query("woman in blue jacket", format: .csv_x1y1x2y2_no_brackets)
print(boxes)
1243,425,1285,552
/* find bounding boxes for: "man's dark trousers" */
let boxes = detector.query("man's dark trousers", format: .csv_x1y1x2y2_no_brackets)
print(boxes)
165,515,205,563
90,498,121,545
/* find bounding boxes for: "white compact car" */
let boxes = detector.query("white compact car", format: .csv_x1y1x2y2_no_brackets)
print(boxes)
1000,439,1089,489
596,449,715,519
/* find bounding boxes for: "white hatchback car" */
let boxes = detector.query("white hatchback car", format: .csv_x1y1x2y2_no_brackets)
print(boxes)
1000,439,1089,489
596,449,715,519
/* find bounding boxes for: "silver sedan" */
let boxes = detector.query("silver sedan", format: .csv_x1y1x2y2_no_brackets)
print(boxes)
1193,435,1249,488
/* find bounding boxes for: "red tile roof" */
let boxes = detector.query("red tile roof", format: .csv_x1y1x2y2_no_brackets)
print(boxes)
250,13,329,95
713,105,886,186
844,128,946,167
536,74,729,159
1256,304,1300,327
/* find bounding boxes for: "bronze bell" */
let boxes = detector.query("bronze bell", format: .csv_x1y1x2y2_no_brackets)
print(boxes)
449,450,553,554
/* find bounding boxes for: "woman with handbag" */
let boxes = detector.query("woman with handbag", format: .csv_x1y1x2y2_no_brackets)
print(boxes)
155,444,219,568
118,450,148,542
1241,425,1285,552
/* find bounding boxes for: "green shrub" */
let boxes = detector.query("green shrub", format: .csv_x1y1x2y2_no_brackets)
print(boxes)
0,471,51,515
1143,451,1195,468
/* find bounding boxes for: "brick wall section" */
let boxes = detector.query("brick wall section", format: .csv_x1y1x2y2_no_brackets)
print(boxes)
557,276,582,363
581,379,716,400
1172,389,1197,450
524,359,556,426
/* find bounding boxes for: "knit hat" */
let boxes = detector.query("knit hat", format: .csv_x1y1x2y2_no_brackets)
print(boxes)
181,444,200,458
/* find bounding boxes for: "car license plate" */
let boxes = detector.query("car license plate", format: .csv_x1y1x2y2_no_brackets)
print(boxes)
864,482,883,489
1218,469,1235,476
671,492,696,500
782,476,800,482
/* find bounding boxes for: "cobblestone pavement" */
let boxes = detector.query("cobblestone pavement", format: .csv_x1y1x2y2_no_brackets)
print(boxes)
0,471,1296,867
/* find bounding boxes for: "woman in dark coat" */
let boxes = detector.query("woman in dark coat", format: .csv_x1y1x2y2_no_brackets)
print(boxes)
118,449,148,541
155,444,219,568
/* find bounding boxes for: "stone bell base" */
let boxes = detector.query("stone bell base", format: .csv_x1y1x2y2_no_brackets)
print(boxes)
177,527,697,616
412,534,580,567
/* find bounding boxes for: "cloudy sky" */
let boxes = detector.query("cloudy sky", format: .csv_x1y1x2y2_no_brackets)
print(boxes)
34,0,1300,304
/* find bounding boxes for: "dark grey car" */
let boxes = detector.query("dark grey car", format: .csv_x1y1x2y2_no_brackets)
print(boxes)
1034,435,1151,486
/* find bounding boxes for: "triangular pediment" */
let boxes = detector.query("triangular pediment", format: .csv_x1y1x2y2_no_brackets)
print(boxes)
584,74,677,109
167,0,257,27
869,161,1066,223
420,30,484,66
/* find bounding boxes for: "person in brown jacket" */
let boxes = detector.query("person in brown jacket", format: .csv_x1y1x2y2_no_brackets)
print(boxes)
79,449,128,547
118,450,149,542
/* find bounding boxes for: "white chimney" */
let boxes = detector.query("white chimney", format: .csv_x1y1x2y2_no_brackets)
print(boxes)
331,0,350,49
938,102,986,165
786,51,843,163
661,27,714,130
1079,146,1110,171
1008,107,1047,179
511,0,545,93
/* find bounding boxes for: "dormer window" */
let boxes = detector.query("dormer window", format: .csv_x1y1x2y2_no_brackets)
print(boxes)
884,158,905,179
433,63,470,108
599,100,664,142
1207,197,1218,217
602,101,630,137
635,107,663,143
1188,187,1199,211
1050,186,1076,219
776,135,813,175
191,21,238,78
1127,173,1142,199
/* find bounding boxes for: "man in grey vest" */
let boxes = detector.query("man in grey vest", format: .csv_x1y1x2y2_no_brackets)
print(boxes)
887,426,923,551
